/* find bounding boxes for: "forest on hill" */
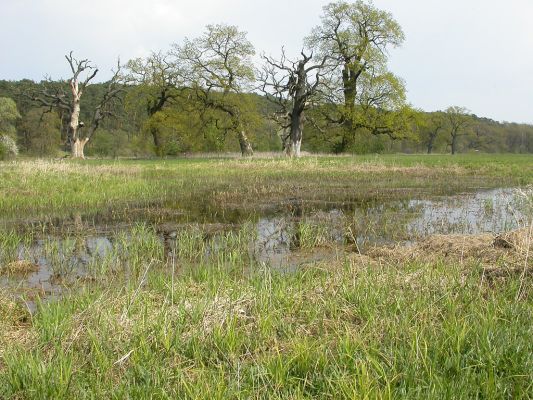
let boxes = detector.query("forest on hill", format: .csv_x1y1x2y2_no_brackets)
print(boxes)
1,78,531,158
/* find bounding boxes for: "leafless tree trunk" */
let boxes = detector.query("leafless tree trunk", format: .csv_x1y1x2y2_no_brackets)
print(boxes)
25,52,97,158
288,104,304,158
71,137,89,158
64,52,98,158
238,130,254,157
260,51,328,158
27,54,123,159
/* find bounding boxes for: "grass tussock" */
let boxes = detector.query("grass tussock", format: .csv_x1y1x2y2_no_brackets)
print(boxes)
2,260,39,276
0,295,33,361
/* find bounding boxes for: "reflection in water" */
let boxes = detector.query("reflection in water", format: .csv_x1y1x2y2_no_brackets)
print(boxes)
1,187,529,305
408,188,524,236
255,217,292,268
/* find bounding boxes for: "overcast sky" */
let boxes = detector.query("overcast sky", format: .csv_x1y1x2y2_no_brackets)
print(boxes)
1,0,532,123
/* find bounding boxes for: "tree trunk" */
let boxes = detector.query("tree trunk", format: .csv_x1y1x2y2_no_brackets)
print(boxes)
67,78,86,159
336,124,351,154
451,132,458,155
150,127,163,157
238,131,253,157
427,135,435,154
281,129,290,154
71,137,89,159
427,126,442,154
288,137,302,157
67,100,81,153
338,61,362,154
287,109,304,158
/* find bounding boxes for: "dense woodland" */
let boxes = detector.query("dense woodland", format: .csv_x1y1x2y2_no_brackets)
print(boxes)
0,1,532,159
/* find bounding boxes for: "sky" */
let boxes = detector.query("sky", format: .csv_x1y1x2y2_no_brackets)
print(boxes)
1,0,532,124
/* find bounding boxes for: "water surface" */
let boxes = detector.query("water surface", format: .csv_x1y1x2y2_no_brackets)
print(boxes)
1,187,529,308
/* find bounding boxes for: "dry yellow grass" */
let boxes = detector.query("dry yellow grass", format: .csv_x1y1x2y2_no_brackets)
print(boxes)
0,295,33,361
1,159,143,177
367,226,533,269
2,260,39,276
205,158,468,176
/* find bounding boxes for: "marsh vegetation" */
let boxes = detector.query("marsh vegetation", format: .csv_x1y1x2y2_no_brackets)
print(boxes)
0,155,531,398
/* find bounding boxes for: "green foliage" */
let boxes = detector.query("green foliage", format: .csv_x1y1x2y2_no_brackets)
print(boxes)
445,106,473,154
0,97,20,138
179,24,256,93
0,73,532,156
306,1,413,152
307,0,405,57
177,24,260,155
85,129,130,158
124,53,183,118
417,111,447,153
142,108,220,155
18,109,61,156
0,97,20,159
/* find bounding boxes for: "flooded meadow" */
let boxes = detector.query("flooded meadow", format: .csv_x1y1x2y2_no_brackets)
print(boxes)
1,179,530,309
0,156,531,399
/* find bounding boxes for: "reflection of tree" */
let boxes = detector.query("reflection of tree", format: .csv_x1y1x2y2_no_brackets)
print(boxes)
348,199,422,245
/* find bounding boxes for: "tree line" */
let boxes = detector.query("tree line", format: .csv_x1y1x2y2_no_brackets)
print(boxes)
1,0,532,160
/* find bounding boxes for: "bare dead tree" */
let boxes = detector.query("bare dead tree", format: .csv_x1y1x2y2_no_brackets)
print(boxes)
63,52,98,157
260,49,330,157
26,52,123,158
26,52,98,157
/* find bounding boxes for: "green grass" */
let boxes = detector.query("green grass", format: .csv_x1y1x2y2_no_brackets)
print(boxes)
0,154,531,223
0,258,531,399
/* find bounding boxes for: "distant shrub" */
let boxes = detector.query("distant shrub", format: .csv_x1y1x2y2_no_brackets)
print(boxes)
0,135,18,160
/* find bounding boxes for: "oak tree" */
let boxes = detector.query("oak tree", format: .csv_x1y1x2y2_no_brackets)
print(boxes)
445,106,471,155
307,0,411,152
177,24,257,156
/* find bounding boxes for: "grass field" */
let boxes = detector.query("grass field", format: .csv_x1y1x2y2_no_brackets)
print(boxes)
0,154,531,221
0,154,531,399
